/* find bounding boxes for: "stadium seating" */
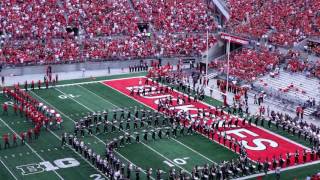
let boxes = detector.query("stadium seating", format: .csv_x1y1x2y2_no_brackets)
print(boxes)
0,0,218,65
156,33,217,57
225,0,320,46
1,0,319,66
62,0,139,36
210,48,280,81
1,38,81,65
83,36,156,61
132,0,216,33
0,0,66,39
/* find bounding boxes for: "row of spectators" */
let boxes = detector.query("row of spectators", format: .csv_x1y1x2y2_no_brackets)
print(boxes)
0,0,139,39
210,47,281,82
0,33,216,65
0,0,216,38
132,0,216,33
305,41,320,57
0,0,218,65
284,54,320,79
224,0,320,46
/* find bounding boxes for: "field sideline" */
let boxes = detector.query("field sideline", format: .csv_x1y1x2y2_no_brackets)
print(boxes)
0,72,319,180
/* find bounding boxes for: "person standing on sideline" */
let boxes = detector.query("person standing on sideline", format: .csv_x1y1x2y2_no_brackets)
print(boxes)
55,74,58,83
1,76,4,86
275,167,281,180
82,68,86,77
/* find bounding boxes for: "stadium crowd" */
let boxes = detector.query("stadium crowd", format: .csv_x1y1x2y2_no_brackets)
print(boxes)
0,0,217,65
210,47,281,81
225,0,320,46
132,0,216,33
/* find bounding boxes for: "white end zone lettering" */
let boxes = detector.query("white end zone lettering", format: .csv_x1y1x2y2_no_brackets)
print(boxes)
242,138,278,151
225,128,259,138
169,105,198,114
224,128,278,151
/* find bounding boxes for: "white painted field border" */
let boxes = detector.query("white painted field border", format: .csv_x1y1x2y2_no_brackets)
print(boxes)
55,86,191,176
0,118,64,180
77,84,217,165
30,91,153,179
27,91,110,180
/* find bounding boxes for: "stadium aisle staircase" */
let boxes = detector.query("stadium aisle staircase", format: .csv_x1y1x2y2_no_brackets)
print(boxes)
256,70,320,103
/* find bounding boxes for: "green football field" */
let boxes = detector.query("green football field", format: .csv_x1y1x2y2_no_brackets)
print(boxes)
0,72,319,180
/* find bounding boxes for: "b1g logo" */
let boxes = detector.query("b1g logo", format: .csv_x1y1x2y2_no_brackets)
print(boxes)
16,158,80,175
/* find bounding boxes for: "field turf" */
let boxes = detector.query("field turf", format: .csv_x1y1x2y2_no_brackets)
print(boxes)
0,72,318,180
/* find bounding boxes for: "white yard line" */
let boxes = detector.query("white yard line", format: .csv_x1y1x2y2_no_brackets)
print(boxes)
99,81,242,158
48,129,109,179
29,75,315,178
78,84,217,165
0,158,18,180
101,77,319,179
4,75,313,149
170,138,216,164
0,118,64,180
55,86,191,176
30,90,153,179
28,92,109,180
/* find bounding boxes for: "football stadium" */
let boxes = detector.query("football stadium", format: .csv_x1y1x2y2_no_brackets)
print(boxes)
0,0,320,180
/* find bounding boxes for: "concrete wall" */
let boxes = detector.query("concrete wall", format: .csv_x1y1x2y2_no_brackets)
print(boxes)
0,57,198,76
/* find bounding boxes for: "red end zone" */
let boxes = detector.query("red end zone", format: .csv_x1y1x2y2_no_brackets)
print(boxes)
103,77,309,165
